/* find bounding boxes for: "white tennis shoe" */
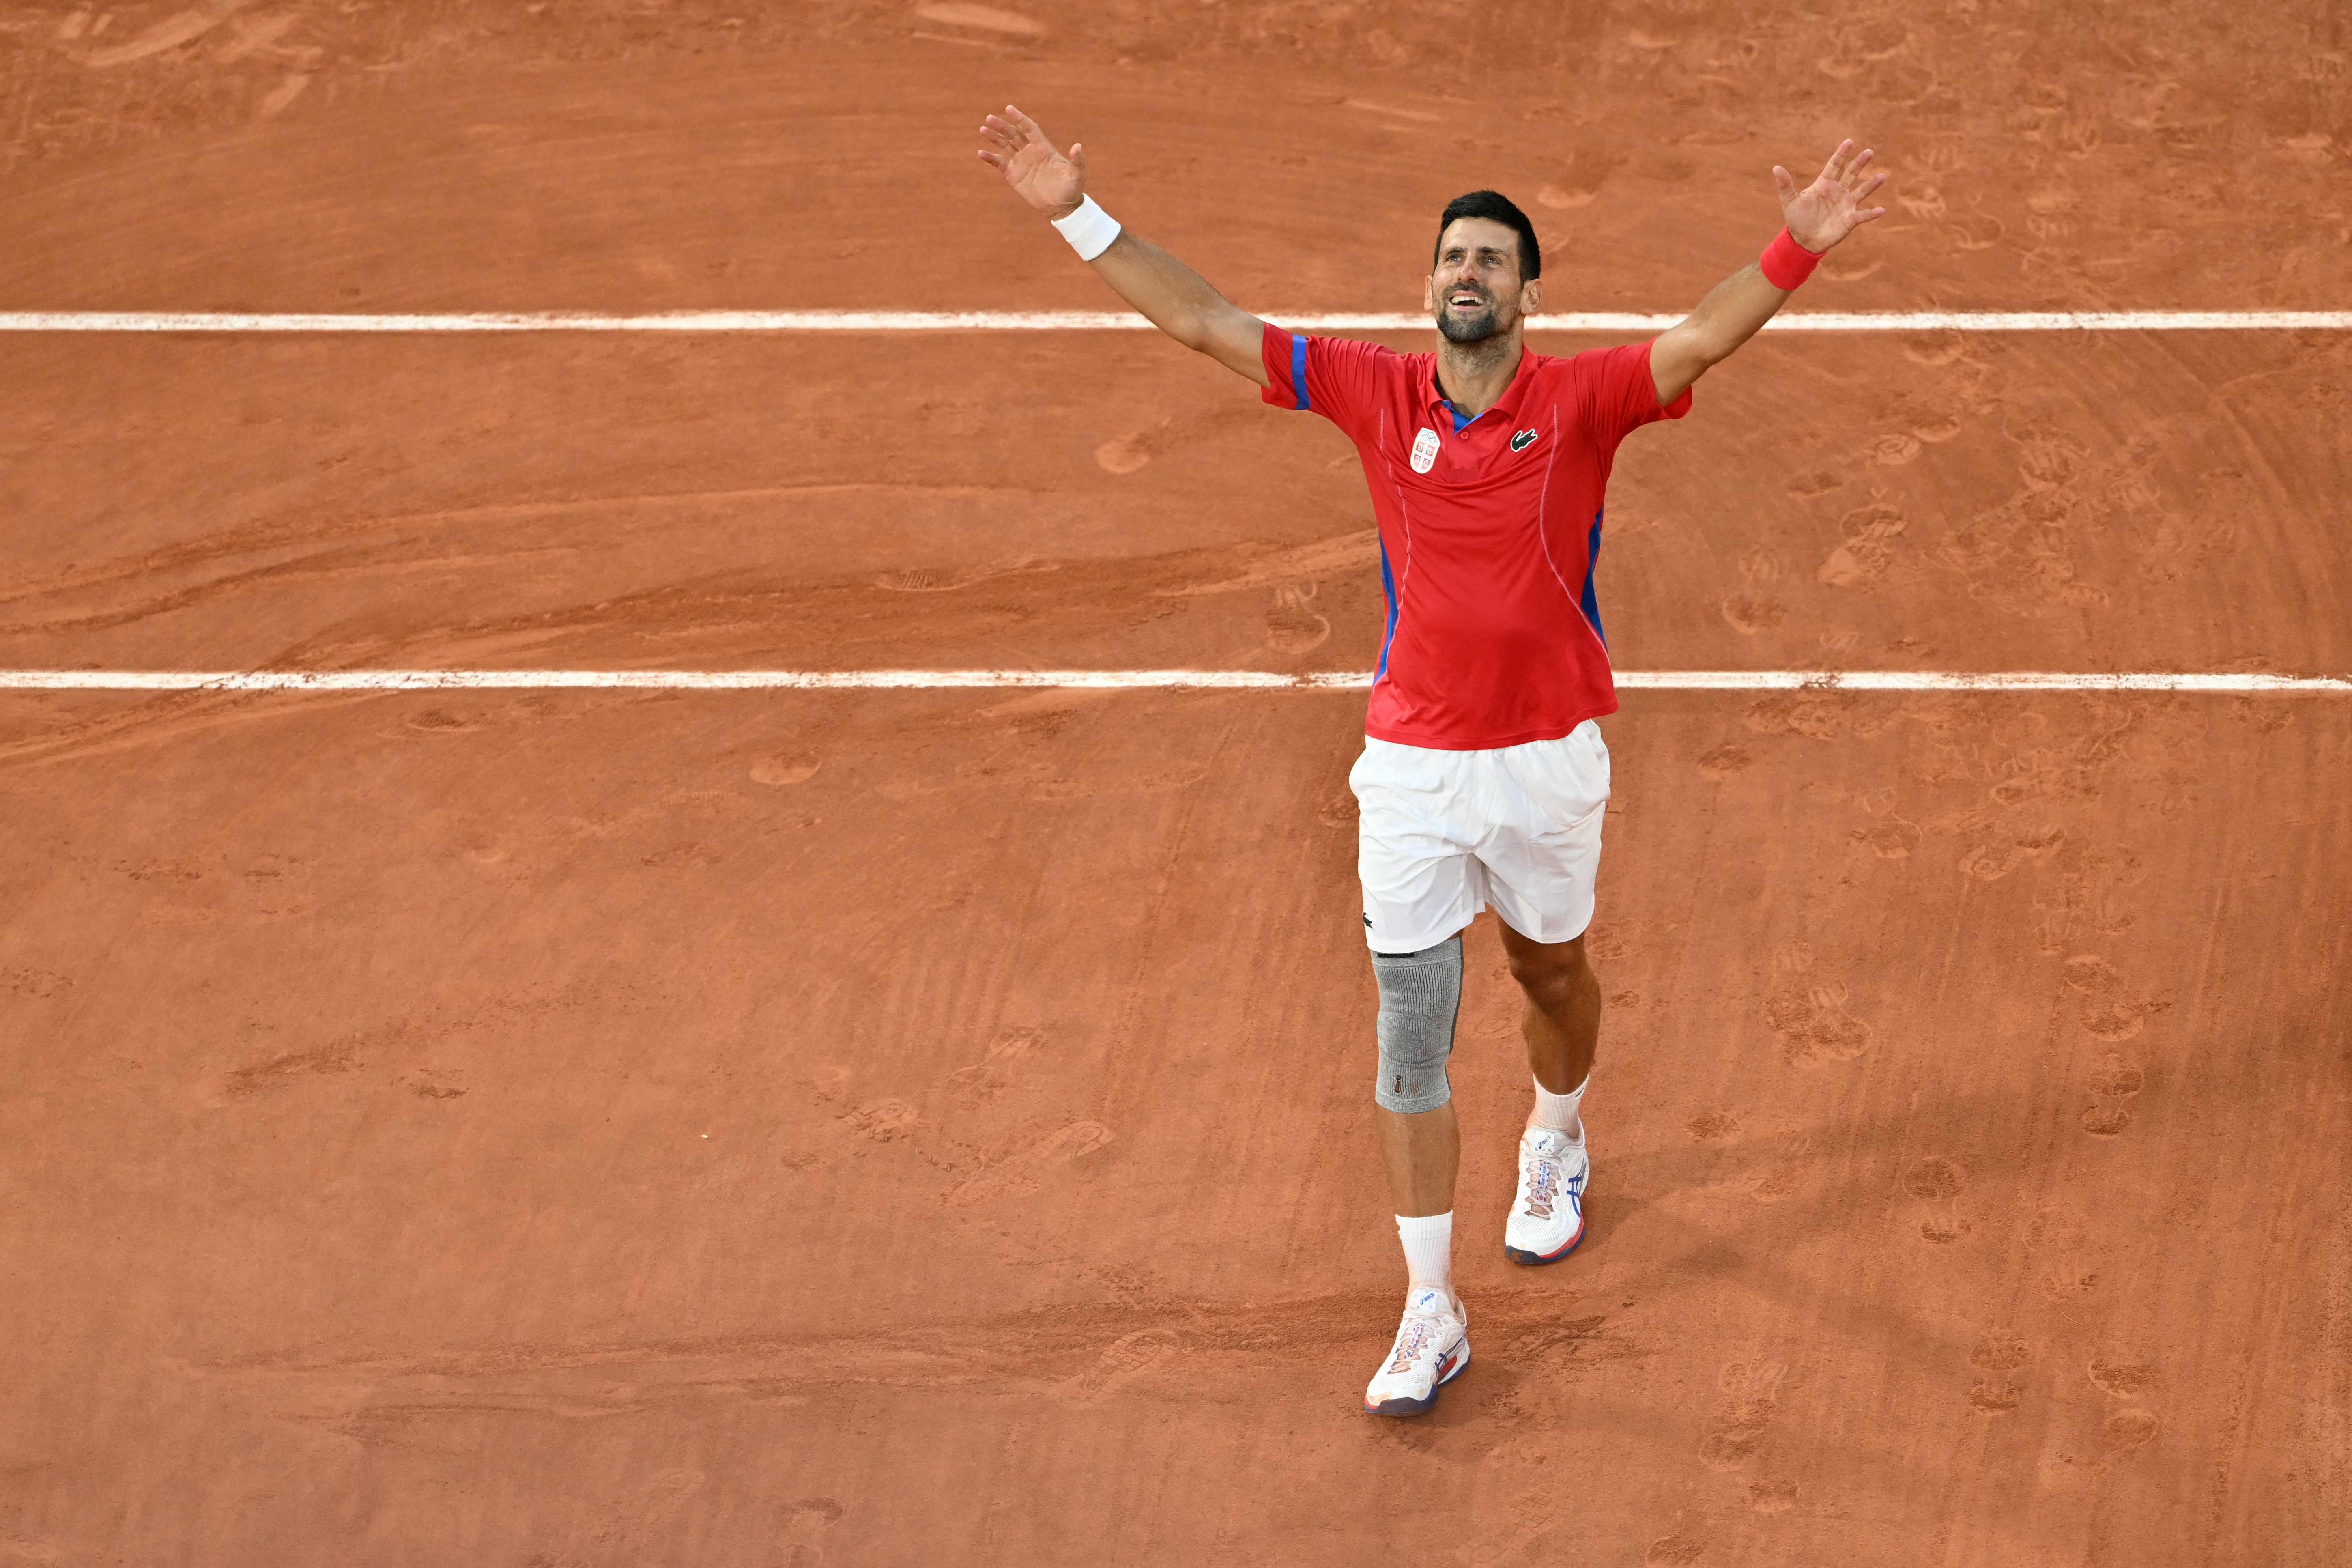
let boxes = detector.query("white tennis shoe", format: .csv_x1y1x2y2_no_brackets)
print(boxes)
1362,1287,1470,1417
1504,1127,1589,1265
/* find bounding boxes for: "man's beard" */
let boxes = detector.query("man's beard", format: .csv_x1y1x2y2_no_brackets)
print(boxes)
1436,296,1507,344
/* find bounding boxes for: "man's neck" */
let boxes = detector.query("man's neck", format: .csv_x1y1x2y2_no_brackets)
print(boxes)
1433,329,1525,419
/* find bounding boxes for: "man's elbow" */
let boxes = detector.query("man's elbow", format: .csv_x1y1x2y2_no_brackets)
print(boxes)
1686,329,1742,371
1174,307,1252,359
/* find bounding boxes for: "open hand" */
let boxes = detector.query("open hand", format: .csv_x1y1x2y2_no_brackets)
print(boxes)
1773,140,1887,251
977,106,1086,219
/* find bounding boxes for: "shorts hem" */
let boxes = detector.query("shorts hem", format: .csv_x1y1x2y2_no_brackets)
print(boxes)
1361,908,1481,954
1488,904,1596,946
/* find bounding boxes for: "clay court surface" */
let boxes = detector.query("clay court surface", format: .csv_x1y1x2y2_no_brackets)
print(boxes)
3,4,2350,1564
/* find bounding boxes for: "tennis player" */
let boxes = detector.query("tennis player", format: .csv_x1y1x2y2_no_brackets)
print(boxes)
978,107,1885,1417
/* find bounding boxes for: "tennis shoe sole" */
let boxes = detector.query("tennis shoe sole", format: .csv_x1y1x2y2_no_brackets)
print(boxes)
1504,1209,1585,1266
1363,1341,1470,1418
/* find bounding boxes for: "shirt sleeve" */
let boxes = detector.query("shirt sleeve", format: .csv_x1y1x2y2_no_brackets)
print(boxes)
1575,340,1691,447
1260,324,1391,440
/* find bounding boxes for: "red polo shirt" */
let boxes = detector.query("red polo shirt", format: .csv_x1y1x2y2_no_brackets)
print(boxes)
1261,325,1688,750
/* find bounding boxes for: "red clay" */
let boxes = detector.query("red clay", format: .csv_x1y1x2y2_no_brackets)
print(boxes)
2,7,2348,1566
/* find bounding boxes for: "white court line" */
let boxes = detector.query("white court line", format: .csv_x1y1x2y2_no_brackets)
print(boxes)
0,670,2344,693
0,310,2347,333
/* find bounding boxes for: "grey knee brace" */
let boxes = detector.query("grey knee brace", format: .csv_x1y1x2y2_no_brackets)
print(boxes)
1371,936,1463,1114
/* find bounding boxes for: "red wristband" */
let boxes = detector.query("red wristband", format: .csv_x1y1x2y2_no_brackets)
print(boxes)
1759,227,1824,291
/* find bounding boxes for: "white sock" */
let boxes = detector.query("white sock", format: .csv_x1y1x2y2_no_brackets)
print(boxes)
1531,1073,1587,1142
1396,1212,1454,1299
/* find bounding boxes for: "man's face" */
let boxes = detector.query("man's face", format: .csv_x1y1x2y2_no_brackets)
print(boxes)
1425,217,1541,345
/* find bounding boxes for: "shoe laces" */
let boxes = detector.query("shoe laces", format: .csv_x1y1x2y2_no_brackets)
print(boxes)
1386,1313,1441,1374
1522,1145,1563,1220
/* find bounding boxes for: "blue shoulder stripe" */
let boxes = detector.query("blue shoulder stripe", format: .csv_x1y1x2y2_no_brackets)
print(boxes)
1290,333,1310,411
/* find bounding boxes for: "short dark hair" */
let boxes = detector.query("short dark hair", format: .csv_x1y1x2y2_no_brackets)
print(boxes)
1433,191,1540,282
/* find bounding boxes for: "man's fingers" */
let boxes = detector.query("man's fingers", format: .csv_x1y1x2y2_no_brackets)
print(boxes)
1856,171,1887,199
1855,206,1887,223
981,118,1047,168
1008,105,1053,148
1773,164,1796,200
1847,147,1875,179
1819,138,1853,181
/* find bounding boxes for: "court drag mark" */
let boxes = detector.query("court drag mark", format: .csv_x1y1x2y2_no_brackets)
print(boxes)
0,669,2344,693
7,331,2337,680
1,311,2347,333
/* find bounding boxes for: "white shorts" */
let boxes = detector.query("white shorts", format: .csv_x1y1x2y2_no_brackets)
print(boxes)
1350,721,1611,953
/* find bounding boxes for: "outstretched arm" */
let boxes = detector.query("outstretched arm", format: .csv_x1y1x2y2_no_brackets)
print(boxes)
1648,140,1887,406
979,107,1270,388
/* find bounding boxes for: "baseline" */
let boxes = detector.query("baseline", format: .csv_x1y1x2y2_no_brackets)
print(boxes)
0,311,2347,334
0,670,2345,694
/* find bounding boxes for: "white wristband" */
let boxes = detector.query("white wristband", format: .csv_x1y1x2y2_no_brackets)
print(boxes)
1050,196,1122,262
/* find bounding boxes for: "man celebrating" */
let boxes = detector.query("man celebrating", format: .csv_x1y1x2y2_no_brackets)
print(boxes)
978,108,1885,1417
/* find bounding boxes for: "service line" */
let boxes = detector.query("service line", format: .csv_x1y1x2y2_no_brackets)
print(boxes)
0,310,2347,334
0,670,2344,694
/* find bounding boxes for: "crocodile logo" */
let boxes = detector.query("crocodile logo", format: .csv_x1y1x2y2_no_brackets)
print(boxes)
1510,428,1539,452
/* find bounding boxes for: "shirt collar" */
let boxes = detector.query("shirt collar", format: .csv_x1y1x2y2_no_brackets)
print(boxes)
1428,348,1534,424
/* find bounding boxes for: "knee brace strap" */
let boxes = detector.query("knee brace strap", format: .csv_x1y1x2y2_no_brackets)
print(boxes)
1371,936,1463,1114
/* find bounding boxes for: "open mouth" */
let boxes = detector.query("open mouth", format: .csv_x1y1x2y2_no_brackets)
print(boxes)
1447,291,1488,310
